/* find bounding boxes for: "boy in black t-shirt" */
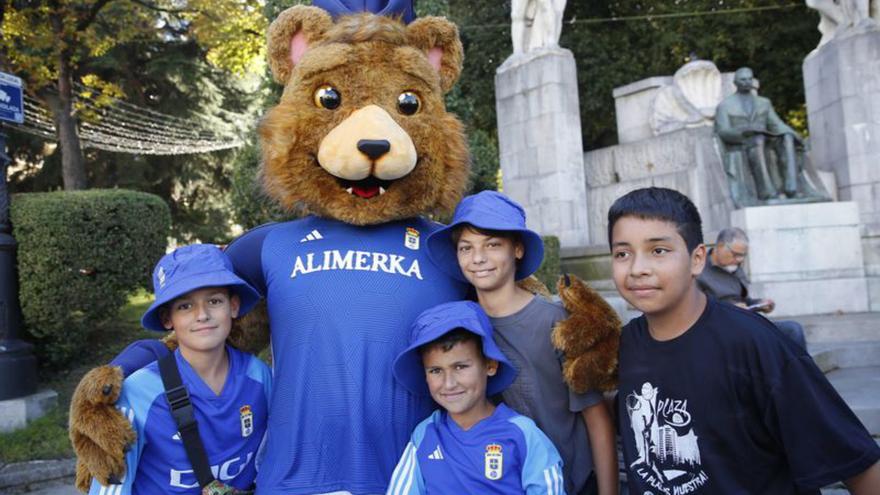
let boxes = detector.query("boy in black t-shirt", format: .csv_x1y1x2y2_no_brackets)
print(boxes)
607,187,880,494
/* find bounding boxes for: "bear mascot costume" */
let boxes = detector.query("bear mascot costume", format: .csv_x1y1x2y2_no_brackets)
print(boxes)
68,1,621,493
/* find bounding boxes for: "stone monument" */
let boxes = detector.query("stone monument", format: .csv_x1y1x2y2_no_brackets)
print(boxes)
496,0,590,248
804,0,880,310
555,58,870,316
511,0,567,54
714,67,829,206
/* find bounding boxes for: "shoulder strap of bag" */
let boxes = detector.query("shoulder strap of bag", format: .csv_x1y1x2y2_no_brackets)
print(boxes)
158,353,215,488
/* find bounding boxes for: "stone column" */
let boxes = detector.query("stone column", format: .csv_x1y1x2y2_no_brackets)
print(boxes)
495,48,589,248
803,26,880,226
803,25,880,311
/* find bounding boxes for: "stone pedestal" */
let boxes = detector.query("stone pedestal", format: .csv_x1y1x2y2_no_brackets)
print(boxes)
0,389,56,432
495,48,589,248
803,26,880,226
731,202,869,317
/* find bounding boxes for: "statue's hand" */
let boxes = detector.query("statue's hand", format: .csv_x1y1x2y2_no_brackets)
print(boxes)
69,365,136,492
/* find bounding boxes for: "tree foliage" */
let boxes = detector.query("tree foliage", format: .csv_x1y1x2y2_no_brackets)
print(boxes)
1,0,266,190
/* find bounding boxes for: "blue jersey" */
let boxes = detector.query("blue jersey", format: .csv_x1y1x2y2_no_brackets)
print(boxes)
89,346,272,495
225,216,468,494
386,404,566,495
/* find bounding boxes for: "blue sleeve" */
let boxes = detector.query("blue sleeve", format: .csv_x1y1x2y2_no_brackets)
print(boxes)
245,355,273,403
385,414,433,495
88,373,154,495
510,415,567,495
224,223,278,296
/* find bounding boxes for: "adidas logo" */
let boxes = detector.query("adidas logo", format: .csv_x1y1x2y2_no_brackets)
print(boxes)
300,230,324,243
427,445,444,460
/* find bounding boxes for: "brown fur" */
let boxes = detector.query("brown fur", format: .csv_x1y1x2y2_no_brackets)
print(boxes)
260,9,468,225
551,274,622,393
69,365,135,491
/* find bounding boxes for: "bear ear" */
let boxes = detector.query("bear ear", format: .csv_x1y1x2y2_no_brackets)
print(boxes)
405,16,463,94
267,5,334,84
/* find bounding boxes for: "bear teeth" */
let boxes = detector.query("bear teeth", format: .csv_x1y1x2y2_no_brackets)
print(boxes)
346,187,354,194
379,187,386,195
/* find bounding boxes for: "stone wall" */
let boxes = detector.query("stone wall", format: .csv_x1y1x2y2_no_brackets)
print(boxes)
581,126,734,248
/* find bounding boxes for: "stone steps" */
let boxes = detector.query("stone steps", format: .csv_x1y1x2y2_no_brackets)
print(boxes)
800,312,880,344
825,365,880,436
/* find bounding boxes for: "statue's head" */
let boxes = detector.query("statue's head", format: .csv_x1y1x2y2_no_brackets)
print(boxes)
733,67,755,93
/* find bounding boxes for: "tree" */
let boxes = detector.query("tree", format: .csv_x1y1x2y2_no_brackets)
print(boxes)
0,0,265,190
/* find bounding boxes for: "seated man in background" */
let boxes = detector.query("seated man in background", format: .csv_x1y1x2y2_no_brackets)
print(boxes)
698,227,807,349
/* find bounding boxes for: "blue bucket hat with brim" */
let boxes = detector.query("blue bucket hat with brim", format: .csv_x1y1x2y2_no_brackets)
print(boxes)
393,300,517,397
426,191,544,283
141,244,261,332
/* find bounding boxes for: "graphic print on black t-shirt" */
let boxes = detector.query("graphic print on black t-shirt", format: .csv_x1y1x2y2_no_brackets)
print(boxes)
625,382,709,494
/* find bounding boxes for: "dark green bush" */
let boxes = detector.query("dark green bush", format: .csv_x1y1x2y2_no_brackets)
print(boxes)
534,236,560,294
10,189,171,369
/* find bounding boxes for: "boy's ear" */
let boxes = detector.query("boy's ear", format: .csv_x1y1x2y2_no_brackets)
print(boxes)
229,293,241,319
690,243,707,276
514,241,525,262
267,5,334,84
405,16,463,94
485,358,499,377
161,308,173,331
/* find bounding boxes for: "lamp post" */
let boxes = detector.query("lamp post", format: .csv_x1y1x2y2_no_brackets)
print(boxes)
0,130,37,401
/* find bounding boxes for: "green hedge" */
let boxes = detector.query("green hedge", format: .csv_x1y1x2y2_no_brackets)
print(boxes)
10,189,171,369
534,236,560,294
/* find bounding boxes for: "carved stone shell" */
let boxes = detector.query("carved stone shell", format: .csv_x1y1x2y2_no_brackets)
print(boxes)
650,60,724,136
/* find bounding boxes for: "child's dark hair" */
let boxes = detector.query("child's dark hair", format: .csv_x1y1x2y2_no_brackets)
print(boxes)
450,224,521,247
607,187,703,252
418,328,485,358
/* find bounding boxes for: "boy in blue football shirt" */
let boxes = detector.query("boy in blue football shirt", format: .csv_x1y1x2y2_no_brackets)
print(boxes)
388,300,566,495
608,187,880,494
425,191,618,495
88,244,272,495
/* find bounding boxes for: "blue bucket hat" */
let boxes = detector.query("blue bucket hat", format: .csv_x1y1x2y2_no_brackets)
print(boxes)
426,191,544,283
141,244,261,332
393,301,517,397
312,0,415,23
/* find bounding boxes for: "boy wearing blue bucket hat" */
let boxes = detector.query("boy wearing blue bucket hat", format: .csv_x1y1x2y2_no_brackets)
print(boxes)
88,244,272,495
425,191,618,495
387,300,565,494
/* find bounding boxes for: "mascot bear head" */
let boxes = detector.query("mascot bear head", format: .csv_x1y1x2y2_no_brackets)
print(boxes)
259,5,469,225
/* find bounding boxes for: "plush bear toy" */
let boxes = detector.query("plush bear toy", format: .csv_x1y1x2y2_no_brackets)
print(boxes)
69,2,620,493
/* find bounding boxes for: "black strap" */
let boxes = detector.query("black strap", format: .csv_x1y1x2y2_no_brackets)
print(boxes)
158,354,216,488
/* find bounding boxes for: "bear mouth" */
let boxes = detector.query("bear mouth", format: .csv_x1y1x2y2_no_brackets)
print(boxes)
337,176,393,199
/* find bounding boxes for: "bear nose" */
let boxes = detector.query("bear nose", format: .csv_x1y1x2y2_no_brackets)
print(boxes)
357,139,391,160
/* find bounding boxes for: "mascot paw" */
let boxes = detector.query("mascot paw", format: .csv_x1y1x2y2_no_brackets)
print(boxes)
69,365,135,491
552,274,622,393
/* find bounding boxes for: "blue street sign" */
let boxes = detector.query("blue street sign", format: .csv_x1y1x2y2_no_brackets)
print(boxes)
0,72,24,124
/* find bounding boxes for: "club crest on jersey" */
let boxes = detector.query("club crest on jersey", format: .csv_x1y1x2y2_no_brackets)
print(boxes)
405,227,420,250
484,443,503,480
240,405,253,437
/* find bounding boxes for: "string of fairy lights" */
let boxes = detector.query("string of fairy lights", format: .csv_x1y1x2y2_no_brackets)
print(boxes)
11,84,247,155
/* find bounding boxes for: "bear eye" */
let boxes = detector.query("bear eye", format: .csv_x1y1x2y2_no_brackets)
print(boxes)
314,85,341,110
397,91,421,115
